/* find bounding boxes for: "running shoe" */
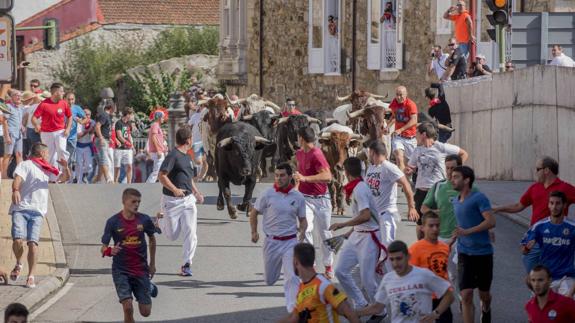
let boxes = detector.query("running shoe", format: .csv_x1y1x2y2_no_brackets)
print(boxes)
180,263,193,277
324,266,333,280
481,308,491,323
25,276,36,288
150,281,158,298
10,263,22,281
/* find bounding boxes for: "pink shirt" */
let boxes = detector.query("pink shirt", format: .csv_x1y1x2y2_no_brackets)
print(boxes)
296,147,330,196
147,122,165,153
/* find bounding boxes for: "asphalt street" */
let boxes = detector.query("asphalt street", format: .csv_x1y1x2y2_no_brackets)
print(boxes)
32,182,529,322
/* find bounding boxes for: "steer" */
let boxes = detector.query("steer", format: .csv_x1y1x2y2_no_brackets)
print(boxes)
241,110,280,178
216,122,272,219
346,97,394,157
336,90,388,132
318,124,362,215
229,93,281,117
201,94,234,181
275,114,321,166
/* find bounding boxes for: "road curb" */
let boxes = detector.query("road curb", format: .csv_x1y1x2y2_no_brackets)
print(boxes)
13,190,70,312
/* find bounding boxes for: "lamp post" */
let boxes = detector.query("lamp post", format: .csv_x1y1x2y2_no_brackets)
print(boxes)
167,91,187,149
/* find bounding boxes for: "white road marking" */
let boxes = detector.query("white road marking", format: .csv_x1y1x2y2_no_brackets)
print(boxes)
29,282,74,320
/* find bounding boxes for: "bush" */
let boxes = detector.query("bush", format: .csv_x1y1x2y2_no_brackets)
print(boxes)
145,27,219,62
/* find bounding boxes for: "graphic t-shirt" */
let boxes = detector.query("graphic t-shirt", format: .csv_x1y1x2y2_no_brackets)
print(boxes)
33,98,72,132
375,266,450,323
101,212,155,277
294,274,348,323
296,147,330,196
160,149,195,197
389,98,418,138
452,191,493,255
365,161,404,213
524,219,575,280
254,187,306,237
409,240,450,281
408,142,460,190
114,119,132,150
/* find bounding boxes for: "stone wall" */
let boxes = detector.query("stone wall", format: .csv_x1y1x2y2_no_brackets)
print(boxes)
24,24,167,89
226,0,438,110
444,65,575,183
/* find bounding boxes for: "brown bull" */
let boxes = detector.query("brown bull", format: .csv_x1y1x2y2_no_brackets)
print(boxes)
201,94,233,181
347,99,393,144
319,131,362,215
337,90,388,132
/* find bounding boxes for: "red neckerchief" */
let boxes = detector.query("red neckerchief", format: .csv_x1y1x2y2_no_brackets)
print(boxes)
344,177,363,200
429,98,441,107
274,183,294,194
30,157,59,176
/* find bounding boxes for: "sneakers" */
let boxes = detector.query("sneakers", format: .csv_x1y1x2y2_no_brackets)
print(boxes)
153,213,163,234
481,308,491,323
150,281,158,298
180,263,193,277
324,266,333,280
25,276,36,288
10,263,22,281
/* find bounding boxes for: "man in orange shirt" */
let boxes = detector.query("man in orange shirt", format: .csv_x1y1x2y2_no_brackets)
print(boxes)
388,86,418,172
443,0,475,58
279,243,359,323
409,211,453,323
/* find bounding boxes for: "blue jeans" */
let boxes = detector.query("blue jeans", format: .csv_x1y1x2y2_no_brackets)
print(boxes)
459,42,470,58
11,210,44,243
522,243,541,273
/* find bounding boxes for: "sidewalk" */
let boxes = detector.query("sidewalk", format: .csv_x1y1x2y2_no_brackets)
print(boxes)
478,180,532,228
0,180,69,314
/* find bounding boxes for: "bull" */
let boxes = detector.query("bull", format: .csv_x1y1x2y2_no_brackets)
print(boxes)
335,90,388,132
318,124,362,215
241,110,280,178
275,114,322,165
200,94,234,181
228,93,282,117
216,122,272,219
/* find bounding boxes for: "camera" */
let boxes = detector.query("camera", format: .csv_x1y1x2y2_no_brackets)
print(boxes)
431,52,436,58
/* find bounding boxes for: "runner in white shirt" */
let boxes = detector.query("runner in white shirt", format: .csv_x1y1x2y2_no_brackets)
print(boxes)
187,103,209,180
406,122,468,239
549,45,575,67
249,163,307,313
365,141,418,247
331,157,386,319
357,240,454,323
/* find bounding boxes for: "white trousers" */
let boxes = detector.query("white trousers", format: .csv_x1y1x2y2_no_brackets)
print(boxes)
335,231,380,308
75,145,92,183
303,195,334,267
263,237,299,312
41,130,69,168
378,210,398,273
146,153,164,183
159,194,198,265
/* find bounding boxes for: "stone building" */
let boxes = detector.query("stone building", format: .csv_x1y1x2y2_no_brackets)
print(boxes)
15,0,219,90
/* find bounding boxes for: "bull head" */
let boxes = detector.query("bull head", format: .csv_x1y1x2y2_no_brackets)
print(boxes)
336,90,388,102
217,136,271,148
346,108,365,119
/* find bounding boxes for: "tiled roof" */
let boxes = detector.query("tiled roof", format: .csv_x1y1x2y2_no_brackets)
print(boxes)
97,0,219,26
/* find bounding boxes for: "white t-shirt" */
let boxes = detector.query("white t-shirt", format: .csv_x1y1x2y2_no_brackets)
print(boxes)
10,160,58,216
365,160,404,213
77,120,96,144
408,142,460,189
375,266,451,323
431,53,449,80
24,103,39,129
254,187,306,237
549,53,575,67
350,181,380,231
188,111,203,144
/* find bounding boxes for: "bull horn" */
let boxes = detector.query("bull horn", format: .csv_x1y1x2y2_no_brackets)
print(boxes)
347,108,366,119
264,100,281,113
320,131,332,139
277,117,289,124
350,133,363,140
437,124,455,133
242,114,254,121
307,116,321,124
217,137,232,148
367,92,389,100
255,136,270,144
336,94,351,102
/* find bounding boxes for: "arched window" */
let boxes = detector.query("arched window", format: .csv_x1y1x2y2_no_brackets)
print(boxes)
367,0,404,71
308,0,342,75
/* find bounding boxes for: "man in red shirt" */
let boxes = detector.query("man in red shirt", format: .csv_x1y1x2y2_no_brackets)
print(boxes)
494,156,575,273
389,86,418,172
281,98,302,117
525,265,575,323
32,83,72,168
293,127,334,279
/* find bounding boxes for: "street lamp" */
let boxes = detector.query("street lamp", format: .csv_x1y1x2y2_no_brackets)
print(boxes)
167,91,187,149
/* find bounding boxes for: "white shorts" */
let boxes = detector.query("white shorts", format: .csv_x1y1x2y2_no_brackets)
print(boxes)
551,276,575,297
391,135,417,160
114,149,133,167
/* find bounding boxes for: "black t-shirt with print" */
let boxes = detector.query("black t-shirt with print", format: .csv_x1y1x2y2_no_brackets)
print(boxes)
114,119,132,149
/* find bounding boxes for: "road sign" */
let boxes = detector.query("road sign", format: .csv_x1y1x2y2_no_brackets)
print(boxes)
0,14,13,83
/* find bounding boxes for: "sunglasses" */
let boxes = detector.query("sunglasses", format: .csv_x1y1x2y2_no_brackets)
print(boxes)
536,167,545,172
30,84,38,88
448,43,456,47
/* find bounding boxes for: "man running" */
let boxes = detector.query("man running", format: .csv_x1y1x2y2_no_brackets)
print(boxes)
388,86,418,172
357,240,454,322
406,122,468,239
522,191,575,297
114,108,135,184
331,157,385,320
294,127,334,278
451,166,495,323
278,243,359,323
365,140,418,248
157,126,204,276
409,211,453,323
249,163,307,312
525,265,575,323
101,188,157,323
494,156,575,273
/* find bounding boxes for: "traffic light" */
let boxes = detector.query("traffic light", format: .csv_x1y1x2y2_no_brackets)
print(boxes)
43,18,59,50
486,0,511,41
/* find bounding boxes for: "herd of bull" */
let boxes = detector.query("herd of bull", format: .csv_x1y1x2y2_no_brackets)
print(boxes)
194,90,393,219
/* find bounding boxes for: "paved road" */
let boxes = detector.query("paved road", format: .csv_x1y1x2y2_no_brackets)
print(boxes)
32,182,529,322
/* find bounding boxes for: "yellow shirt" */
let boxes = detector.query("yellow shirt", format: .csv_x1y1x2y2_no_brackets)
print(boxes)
294,274,347,323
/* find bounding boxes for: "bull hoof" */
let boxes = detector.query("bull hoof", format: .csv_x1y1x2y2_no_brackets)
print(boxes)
229,208,237,219
217,204,224,211
237,202,249,212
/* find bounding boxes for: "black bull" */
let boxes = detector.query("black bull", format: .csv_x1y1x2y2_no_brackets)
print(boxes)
240,110,279,178
215,122,272,219
275,114,321,165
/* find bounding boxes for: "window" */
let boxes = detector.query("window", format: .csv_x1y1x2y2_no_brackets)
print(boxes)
367,0,403,71
308,0,341,74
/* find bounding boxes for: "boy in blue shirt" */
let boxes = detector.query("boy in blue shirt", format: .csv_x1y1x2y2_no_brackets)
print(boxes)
523,191,575,297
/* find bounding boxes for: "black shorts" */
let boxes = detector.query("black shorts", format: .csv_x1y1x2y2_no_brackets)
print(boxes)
414,188,428,225
0,136,4,156
457,253,493,292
